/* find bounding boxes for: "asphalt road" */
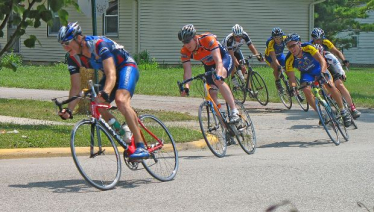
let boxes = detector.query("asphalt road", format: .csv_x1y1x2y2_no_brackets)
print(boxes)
1,87,374,211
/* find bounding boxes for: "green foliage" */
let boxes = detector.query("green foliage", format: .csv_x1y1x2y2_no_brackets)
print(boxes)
0,0,78,64
0,51,23,71
315,0,374,48
133,50,159,70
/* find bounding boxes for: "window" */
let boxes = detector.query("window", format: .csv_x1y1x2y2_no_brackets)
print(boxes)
352,35,358,48
103,0,118,36
48,10,61,36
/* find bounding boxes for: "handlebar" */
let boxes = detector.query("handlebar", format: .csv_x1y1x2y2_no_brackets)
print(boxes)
51,80,96,112
177,70,219,95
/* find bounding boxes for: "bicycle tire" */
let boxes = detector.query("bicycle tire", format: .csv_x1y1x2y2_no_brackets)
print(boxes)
325,95,350,141
70,119,121,190
198,101,227,158
231,71,247,104
278,78,292,109
315,99,340,145
295,77,309,112
234,102,256,154
249,71,269,106
139,114,179,182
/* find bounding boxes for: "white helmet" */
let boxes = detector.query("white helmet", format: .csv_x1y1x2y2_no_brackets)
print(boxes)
232,24,243,36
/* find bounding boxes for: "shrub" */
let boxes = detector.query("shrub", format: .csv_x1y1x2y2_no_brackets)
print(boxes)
133,50,158,70
0,51,23,71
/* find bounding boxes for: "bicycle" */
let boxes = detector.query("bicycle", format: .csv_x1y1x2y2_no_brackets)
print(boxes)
310,76,349,145
277,67,309,111
52,80,179,190
231,55,269,106
177,71,256,157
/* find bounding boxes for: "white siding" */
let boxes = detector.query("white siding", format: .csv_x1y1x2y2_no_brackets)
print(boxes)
337,11,374,64
342,32,374,64
138,0,313,65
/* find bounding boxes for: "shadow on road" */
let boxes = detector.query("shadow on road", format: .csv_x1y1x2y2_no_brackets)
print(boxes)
8,178,155,193
258,139,334,149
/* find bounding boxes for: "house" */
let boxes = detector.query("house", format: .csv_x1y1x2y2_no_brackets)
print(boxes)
335,11,374,65
0,0,320,65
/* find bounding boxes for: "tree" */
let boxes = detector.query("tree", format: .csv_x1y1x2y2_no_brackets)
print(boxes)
0,0,79,71
315,0,374,49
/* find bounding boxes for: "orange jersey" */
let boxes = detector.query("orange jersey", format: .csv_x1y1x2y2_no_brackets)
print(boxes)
180,33,222,66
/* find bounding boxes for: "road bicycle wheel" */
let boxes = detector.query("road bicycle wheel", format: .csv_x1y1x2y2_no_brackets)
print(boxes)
234,102,256,154
294,77,309,112
248,71,269,106
198,101,227,158
70,119,121,190
278,78,292,109
231,71,247,104
139,114,179,182
315,99,340,145
325,95,350,141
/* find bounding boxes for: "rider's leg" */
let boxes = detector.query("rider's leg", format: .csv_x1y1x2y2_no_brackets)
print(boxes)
117,64,149,159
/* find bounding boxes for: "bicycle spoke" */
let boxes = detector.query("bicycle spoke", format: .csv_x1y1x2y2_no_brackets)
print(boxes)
140,115,179,182
71,120,121,190
198,101,227,157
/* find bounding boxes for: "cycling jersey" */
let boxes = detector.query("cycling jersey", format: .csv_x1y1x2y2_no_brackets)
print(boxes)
264,36,286,57
264,36,287,66
221,32,252,52
309,38,335,51
67,36,136,75
180,33,233,85
180,33,229,66
66,35,138,97
285,43,322,83
324,51,345,81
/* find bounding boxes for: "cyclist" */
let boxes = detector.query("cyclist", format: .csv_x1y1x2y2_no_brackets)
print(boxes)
314,44,361,119
310,28,350,68
222,24,264,88
178,24,240,123
264,27,287,92
284,33,351,127
57,22,149,160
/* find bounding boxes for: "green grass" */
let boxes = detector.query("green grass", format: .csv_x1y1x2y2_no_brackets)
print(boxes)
0,123,203,149
0,98,200,148
1,63,372,107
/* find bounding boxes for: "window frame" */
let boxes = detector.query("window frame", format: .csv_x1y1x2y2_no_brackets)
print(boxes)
47,8,61,36
103,0,119,37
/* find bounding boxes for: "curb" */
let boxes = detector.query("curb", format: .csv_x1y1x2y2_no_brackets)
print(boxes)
0,139,208,159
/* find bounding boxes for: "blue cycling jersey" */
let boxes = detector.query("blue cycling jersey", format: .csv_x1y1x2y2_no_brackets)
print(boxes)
67,36,136,75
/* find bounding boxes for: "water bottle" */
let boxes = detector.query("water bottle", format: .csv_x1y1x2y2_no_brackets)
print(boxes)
121,123,132,144
108,118,125,136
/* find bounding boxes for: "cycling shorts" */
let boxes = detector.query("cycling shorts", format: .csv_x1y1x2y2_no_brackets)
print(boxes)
204,53,233,86
99,64,139,102
265,54,285,67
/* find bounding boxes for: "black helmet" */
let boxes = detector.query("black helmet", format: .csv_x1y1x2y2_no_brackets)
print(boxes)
178,24,196,44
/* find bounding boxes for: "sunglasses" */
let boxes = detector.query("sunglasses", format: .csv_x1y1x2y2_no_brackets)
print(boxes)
287,43,298,49
61,39,73,46
182,38,193,44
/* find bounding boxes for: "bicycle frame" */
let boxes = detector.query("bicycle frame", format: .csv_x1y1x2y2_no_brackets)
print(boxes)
53,80,164,156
